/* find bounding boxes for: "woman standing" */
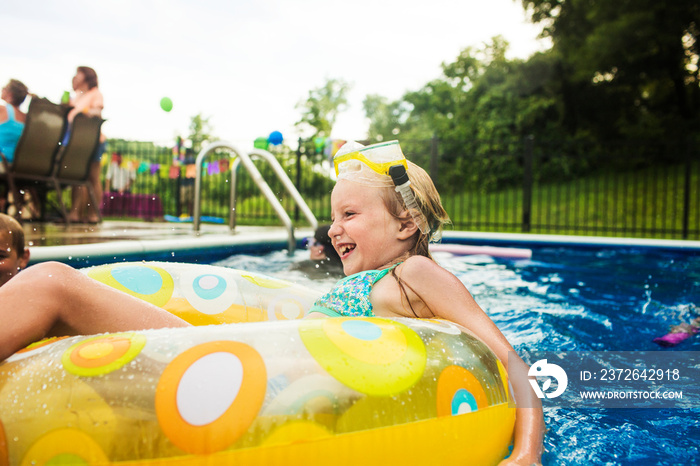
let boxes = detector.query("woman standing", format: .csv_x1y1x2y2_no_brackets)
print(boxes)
67,66,105,224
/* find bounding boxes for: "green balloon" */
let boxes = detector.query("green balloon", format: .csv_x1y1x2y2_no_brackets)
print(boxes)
254,137,269,150
160,97,173,112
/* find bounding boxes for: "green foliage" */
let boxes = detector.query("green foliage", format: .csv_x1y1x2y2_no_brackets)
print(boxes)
295,78,351,143
520,0,700,142
188,113,214,154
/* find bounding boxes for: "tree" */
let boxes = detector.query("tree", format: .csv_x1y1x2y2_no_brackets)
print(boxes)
362,94,407,143
520,0,700,143
295,78,351,139
188,113,214,154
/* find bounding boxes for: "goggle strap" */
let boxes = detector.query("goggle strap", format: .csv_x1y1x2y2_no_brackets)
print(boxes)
395,184,429,234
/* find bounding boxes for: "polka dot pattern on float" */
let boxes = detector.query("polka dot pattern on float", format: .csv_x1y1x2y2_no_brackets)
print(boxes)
299,318,427,396
19,428,109,466
180,270,244,315
436,365,488,417
62,333,146,377
267,296,307,321
87,264,174,308
7,336,70,363
155,341,267,454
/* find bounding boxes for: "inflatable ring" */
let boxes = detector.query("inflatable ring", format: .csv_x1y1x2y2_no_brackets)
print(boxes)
0,262,516,465
83,262,324,325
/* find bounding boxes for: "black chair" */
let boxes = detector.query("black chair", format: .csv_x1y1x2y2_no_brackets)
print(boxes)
53,113,105,223
0,97,70,219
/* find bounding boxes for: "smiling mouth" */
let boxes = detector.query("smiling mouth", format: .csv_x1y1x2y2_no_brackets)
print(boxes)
337,244,356,258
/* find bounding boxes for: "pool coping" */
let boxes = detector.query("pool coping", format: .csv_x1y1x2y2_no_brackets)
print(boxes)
28,227,317,267
442,231,700,251
28,228,700,267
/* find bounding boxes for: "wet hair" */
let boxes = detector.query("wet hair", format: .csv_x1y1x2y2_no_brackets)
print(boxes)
5,79,28,107
77,66,99,89
378,160,451,262
378,160,450,318
0,213,26,255
314,224,341,264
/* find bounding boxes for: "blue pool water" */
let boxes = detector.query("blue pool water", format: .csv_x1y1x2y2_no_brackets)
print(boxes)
214,244,700,465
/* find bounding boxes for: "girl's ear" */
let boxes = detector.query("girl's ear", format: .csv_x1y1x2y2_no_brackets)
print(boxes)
397,210,419,240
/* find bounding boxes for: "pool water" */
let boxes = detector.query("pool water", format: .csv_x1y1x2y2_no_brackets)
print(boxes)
214,245,700,465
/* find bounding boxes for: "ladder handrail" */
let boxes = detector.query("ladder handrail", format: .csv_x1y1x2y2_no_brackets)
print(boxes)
192,141,318,255
249,148,318,231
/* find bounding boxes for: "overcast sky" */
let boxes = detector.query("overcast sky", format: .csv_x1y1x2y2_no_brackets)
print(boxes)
3,0,549,150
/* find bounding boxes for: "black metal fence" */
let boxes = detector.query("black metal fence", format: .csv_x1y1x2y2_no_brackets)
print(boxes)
102,137,699,240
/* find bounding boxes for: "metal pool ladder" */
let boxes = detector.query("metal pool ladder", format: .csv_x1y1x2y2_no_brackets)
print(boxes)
192,141,318,254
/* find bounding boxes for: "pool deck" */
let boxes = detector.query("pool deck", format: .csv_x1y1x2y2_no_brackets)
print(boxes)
22,220,700,267
24,220,316,266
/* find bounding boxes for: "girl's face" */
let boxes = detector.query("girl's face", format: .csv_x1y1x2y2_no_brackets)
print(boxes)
328,180,406,276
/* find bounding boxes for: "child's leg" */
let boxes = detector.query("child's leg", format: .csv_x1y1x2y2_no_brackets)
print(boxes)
0,261,190,361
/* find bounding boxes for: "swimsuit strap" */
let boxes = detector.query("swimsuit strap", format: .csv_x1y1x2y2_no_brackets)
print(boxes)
6,105,15,121
308,263,402,318
372,263,399,284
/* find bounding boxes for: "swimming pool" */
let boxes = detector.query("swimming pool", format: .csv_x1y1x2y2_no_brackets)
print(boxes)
213,243,700,465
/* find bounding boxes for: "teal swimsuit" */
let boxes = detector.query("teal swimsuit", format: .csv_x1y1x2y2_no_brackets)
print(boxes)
309,264,399,318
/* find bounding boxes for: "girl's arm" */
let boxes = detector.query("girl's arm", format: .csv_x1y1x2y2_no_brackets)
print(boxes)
396,256,544,466
0,262,190,361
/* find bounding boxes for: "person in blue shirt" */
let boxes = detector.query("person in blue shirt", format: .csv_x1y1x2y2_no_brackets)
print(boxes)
0,79,29,213
0,79,28,164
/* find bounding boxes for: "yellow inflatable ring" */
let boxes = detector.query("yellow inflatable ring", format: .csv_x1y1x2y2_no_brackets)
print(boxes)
84,262,324,325
0,262,516,465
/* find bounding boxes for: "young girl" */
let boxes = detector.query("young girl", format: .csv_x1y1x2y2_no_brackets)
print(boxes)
0,141,543,465
308,141,544,465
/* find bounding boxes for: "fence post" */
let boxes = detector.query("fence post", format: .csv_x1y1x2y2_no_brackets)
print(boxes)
522,135,534,233
175,171,182,217
295,137,303,222
682,138,691,240
430,134,439,187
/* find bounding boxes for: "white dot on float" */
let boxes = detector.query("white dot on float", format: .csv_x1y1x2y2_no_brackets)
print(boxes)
198,275,220,290
176,352,243,426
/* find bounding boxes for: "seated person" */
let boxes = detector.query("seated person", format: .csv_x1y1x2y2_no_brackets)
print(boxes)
0,80,28,213
0,213,30,287
0,79,28,168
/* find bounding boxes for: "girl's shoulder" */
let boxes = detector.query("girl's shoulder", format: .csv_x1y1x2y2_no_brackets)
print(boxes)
397,255,464,294
398,255,452,281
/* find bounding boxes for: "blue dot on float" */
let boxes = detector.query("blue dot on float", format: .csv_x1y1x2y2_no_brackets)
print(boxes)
112,266,163,295
341,320,382,341
451,388,478,415
192,274,227,300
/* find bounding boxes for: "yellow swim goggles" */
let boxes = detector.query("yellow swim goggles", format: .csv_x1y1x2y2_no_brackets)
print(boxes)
333,140,408,177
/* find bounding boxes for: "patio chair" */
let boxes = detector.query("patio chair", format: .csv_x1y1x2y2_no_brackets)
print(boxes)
0,97,70,219
53,113,105,223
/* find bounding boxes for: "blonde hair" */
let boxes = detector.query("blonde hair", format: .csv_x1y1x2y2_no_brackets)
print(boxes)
379,160,450,261
0,213,26,254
